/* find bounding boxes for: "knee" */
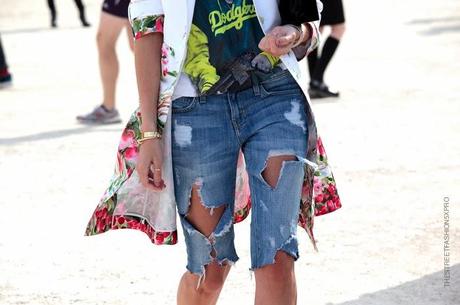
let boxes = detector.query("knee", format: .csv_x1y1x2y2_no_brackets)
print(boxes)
185,262,228,294
200,269,226,293
96,32,115,55
255,251,295,284
330,23,346,39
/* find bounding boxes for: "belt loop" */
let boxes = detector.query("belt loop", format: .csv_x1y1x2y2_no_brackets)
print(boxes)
199,95,207,104
251,72,260,96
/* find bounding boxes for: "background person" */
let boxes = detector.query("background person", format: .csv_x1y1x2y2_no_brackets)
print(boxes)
307,0,346,98
47,0,90,28
76,0,133,124
0,35,12,88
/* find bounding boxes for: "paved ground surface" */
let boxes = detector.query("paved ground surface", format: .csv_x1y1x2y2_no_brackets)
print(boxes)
0,0,459,304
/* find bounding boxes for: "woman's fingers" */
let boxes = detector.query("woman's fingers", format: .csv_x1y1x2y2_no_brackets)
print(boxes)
259,35,279,56
140,162,164,191
149,164,165,190
259,26,299,57
149,143,166,190
138,162,156,190
258,35,270,51
276,32,296,47
136,140,165,191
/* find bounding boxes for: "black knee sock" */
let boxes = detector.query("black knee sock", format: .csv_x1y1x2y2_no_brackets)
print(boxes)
312,36,340,83
47,0,57,21
74,0,86,20
307,48,318,80
0,36,8,73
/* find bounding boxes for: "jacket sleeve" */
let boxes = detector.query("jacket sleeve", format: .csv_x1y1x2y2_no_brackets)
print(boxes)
128,0,165,40
308,0,323,52
292,0,323,60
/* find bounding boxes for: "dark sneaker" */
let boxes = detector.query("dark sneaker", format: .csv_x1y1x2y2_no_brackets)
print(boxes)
0,73,12,88
50,13,57,28
76,105,122,124
309,80,340,99
80,13,91,27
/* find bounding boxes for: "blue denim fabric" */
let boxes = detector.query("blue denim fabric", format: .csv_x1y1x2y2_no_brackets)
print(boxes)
171,69,308,280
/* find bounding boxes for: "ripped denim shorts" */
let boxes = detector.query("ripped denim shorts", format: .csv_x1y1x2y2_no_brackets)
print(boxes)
171,69,308,283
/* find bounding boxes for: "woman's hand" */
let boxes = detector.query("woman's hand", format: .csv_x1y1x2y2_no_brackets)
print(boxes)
258,24,309,57
133,32,164,191
136,139,166,191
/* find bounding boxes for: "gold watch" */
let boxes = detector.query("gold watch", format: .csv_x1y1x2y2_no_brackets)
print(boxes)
138,130,162,145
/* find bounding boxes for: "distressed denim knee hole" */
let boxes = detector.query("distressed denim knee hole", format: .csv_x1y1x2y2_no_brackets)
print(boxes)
259,152,302,190
179,190,238,290
250,153,305,270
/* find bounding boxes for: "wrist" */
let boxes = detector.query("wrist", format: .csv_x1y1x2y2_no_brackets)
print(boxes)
286,24,310,48
141,121,157,132
300,23,312,44
138,130,162,145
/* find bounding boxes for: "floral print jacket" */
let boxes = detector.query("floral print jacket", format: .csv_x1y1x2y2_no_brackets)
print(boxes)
85,0,341,251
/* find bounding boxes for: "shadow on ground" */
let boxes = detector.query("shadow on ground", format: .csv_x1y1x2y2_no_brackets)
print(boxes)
327,264,459,305
407,16,460,36
2,25,89,35
419,24,460,36
407,16,460,25
0,126,120,145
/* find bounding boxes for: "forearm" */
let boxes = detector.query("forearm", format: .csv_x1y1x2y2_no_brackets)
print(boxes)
134,33,163,132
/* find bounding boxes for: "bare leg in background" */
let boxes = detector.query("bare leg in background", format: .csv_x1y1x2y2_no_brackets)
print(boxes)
96,12,133,111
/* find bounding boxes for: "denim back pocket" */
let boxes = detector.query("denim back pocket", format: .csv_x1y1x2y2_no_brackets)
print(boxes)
171,96,198,113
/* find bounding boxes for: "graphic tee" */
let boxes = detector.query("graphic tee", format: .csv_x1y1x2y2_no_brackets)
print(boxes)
180,0,281,96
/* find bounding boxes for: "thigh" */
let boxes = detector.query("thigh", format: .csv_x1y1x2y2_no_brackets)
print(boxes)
97,11,126,45
171,95,241,275
242,70,309,172
171,95,240,216
241,71,308,269
125,22,134,51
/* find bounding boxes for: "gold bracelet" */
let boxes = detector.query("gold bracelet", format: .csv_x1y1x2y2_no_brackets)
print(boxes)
138,130,162,145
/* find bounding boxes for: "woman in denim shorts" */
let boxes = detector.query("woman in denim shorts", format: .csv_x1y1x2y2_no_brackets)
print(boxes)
84,0,344,304
171,64,310,298
93,0,332,304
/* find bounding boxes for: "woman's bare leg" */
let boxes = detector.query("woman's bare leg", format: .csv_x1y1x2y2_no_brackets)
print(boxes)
125,23,135,52
96,12,126,110
254,251,296,305
254,155,298,305
330,23,346,40
176,184,232,305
